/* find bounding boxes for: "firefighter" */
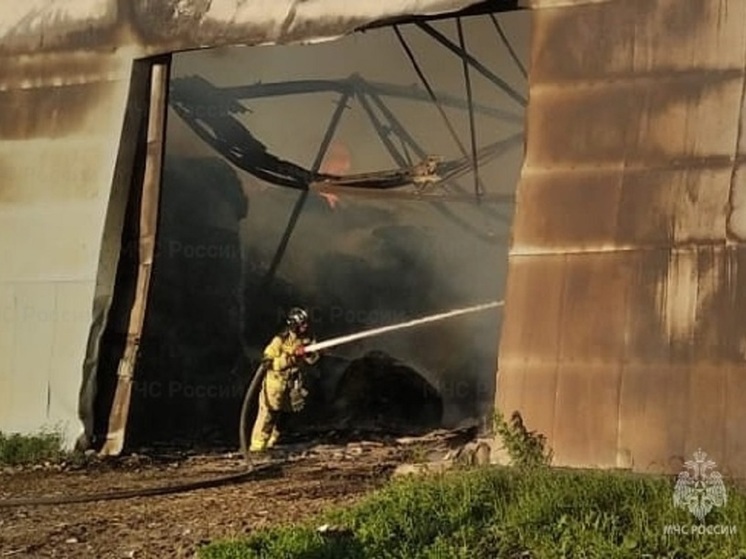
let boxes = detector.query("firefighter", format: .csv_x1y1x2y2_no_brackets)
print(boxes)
249,307,320,452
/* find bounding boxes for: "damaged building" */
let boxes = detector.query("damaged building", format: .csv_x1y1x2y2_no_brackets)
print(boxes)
1,0,745,477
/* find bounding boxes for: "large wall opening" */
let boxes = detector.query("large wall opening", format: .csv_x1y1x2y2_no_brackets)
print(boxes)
123,10,531,450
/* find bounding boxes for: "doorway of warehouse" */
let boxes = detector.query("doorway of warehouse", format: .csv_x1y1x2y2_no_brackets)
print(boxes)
91,8,530,453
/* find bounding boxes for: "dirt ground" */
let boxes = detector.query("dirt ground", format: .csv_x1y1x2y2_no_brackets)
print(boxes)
0,431,472,559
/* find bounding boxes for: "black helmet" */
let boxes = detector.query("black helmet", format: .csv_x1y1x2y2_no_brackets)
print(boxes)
286,307,309,330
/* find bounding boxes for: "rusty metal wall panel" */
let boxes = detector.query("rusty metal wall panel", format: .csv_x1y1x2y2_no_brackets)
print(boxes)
616,364,689,472
498,0,746,476
725,366,746,475
530,0,746,83
557,253,632,363
617,169,732,247
512,171,623,249
526,78,743,170
553,363,622,467
508,363,558,446
498,254,565,365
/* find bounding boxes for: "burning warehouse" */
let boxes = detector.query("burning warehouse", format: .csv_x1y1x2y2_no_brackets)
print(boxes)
2,0,746,481
0,0,528,460
128,17,525,453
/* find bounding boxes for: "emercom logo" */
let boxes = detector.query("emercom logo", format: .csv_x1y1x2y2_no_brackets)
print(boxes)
663,449,737,537
674,448,727,521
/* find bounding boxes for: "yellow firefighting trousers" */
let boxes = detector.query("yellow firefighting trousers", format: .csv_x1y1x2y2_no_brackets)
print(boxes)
249,371,290,451
249,332,318,451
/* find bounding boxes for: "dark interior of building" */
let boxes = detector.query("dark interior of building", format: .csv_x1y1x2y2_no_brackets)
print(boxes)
89,10,530,452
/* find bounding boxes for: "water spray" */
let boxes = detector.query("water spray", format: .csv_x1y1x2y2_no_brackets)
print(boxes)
239,299,504,462
303,300,504,353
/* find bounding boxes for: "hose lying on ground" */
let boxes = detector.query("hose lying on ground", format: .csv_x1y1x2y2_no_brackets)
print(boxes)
0,363,275,509
0,462,281,508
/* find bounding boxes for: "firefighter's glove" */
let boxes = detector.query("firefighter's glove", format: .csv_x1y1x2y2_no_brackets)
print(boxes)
294,346,306,357
289,378,308,412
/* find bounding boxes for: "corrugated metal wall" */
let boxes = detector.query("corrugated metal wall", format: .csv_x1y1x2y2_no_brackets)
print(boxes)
498,0,746,476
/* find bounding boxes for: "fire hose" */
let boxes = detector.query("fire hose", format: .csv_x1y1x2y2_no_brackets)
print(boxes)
0,464,280,508
238,360,270,465
0,301,502,508
238,300,504,461
0,361,278,509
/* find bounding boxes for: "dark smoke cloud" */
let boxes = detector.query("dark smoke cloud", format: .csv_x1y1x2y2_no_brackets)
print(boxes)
147,11,530,434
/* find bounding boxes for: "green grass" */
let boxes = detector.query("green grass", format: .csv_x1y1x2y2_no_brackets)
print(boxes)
200,466,746,559
0,430,65,466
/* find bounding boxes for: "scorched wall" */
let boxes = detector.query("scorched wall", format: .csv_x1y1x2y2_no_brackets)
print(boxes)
498,0,746,476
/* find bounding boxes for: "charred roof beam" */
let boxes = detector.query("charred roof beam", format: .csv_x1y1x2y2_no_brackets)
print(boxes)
359,0,522,32
456,17,483,201
415,21,527,108
336,88,507,243
170,75,520,194
363,87,521,227
394,25,488,198
218,78,522,125
260,91,351,291
489,13,527,79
